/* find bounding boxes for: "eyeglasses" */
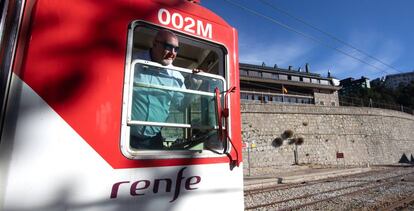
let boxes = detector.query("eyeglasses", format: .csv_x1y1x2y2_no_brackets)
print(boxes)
155,40,180,53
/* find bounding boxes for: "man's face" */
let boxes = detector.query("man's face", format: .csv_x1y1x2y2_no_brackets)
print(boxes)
152,35,179,66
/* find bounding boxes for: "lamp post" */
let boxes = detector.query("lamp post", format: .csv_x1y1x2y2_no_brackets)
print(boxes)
247,144,251,176
294,144,298,165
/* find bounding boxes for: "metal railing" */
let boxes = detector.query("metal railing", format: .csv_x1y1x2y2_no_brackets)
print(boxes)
339,96,414,115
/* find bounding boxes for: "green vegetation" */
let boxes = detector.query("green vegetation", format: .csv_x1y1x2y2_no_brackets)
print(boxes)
339,81,414,113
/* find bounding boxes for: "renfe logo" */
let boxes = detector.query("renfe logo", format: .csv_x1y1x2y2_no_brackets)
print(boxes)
110,167,201,203
158,8,213,39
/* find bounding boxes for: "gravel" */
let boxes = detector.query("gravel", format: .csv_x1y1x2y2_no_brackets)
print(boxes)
245,166,414,211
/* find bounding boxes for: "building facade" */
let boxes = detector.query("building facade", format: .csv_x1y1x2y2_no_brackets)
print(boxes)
383,71,414,89
339,76,371,95
239,63,341,106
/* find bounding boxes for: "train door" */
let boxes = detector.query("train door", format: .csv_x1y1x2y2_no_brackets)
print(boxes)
0,0,23,135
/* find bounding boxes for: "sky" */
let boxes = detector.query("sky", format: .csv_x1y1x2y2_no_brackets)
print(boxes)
202,0,414,80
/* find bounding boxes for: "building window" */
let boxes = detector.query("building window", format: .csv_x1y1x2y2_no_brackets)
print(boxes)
291,76,300,82
320,80,329,85
249,71,260,77
262,72,272,79
311,78,319,84
284,97,296,103
297,98,312,104
263,95,269,103
240,69,248,76
272,96,283,103
302,77,310,83
279,74,288,80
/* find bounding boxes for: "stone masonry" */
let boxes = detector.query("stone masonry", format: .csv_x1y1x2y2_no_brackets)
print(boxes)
241,102,414,176
314,91,339,106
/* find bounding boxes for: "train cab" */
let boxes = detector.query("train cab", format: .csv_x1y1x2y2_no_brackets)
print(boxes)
0,0,243,210
124,22,228,156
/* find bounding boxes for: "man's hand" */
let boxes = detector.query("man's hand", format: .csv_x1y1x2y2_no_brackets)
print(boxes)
192,68,203,74
189,68,204,90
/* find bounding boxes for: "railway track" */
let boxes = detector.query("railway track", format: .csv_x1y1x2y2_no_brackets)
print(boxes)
244,168,395,196
379,194,414,211
245,166,414,210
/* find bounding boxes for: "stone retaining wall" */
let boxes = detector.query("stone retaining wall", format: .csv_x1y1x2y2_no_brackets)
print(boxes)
241,102,414,176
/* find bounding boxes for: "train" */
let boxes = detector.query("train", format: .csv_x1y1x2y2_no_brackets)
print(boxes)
0,0,244,210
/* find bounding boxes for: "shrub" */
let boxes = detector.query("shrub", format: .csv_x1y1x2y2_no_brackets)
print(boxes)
296,137,304,145
282,129,294,139
272,137,283,147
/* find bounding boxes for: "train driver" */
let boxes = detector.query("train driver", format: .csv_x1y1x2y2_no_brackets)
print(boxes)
130,29,201,149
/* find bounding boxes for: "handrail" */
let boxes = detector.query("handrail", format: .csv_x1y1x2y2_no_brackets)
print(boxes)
134,82,215,97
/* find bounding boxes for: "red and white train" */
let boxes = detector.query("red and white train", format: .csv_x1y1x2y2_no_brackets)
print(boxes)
0,0,243,210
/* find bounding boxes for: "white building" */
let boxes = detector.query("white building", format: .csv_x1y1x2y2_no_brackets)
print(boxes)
384,71,414,89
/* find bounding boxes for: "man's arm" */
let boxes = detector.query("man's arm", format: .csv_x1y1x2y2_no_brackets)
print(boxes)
172,70,204,111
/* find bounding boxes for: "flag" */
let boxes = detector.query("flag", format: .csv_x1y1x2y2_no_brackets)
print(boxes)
282,86,288,94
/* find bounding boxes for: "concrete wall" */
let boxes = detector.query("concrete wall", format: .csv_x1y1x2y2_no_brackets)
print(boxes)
241,102,414,176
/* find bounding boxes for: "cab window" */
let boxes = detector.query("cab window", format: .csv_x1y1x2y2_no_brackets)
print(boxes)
121,22,228,158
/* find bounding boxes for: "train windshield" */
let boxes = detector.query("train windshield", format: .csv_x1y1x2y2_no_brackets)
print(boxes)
122,22,228,156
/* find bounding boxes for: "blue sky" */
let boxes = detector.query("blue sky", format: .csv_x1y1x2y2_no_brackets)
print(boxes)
202,0,414,80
